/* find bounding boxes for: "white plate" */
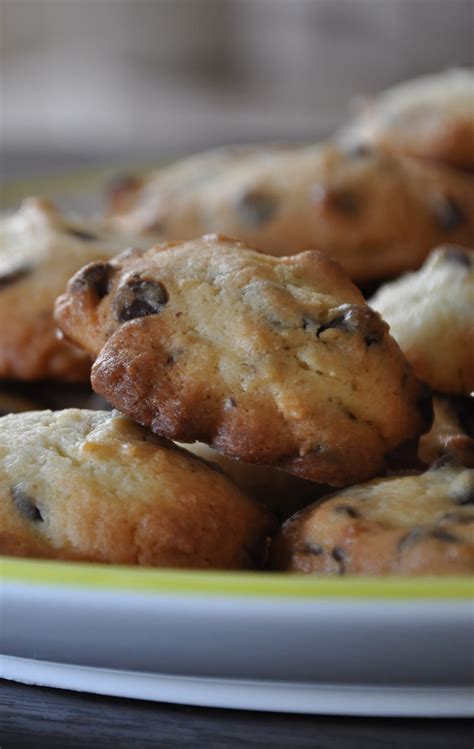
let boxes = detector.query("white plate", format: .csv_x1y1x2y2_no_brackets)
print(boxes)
1,558,473,716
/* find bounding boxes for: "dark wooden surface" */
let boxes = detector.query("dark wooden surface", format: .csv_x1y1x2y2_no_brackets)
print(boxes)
0,680,472,749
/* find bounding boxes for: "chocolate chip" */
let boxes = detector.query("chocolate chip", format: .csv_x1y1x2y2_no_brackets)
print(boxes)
315,304,384,346
443,247,472,267
433,196,466,231
114,275,169,322
303,542,324,556
312,185,360,216
333,505,360,519
0,265,32,290
73,262,114,299
12,486,43,522
65,227,99,242
237,190,278,228
441,512,473,525
331,546,346,574
429,529,460,543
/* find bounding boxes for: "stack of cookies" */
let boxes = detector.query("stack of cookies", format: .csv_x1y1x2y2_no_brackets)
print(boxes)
1,70,473,575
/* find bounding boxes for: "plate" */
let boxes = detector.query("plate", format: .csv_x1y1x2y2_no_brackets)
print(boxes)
1,167,473,716
1,557,473,716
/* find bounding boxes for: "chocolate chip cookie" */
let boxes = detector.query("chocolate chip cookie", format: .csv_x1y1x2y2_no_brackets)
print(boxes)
344,69,474,171
0,198,152,381
272,463,474,575
56,234,431,486
0,409,274,567
370,246,474,395
108,142,474,282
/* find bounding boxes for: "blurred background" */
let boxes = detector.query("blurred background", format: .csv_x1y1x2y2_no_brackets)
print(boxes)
1,0,473,177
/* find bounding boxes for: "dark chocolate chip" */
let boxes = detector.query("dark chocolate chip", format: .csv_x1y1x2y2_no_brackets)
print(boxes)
303,542,324,556
65,227,99,242
429,529,460,543
237,190,278,228
443,247,472,267
12,486,43,522
331,546,346,574
0,265,32,290
433,196,466,231
73,262,114,299
442,512,473,525
333,505,360,519
114,275,169,322
312,186,360,216
315,304,384,346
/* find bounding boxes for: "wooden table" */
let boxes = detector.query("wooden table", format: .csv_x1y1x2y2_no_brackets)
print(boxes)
1,680,472,749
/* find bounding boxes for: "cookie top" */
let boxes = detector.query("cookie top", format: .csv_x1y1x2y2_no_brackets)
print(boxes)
108,142,474,282
56,234,431,487
0,409,274,567
419,396,474,469
272,463,474,575
0,198,151,381
370,246,474,395
344,69,474,170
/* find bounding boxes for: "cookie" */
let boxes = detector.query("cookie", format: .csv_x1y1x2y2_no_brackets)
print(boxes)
272,463,474,575
419,396,474,468
0,409,274,567
179,441,329,520
370,246,474,395
55,235,431,487
0,198,152,381
108,142,474,282
344,69,474,171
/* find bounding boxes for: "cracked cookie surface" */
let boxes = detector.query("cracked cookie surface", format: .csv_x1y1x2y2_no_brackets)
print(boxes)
370,246,474,395
0,409,274,567
56,235,431,486
272,463,474,575
0,198,152,381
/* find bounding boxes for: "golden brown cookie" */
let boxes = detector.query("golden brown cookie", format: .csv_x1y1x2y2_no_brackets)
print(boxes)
272,463,474,576
419,396,474,468
0,198,153,381
0,409,274,567
344,69,474,171
55,235,431,487
370,246,474,395
108,142,474,282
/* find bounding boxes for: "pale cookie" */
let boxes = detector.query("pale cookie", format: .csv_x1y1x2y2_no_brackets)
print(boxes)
370,246,474,395
0,198,152,381
108,142,474,282
344,69,474,170
56,235,432,486
272,463,474,575
0,409,274,567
